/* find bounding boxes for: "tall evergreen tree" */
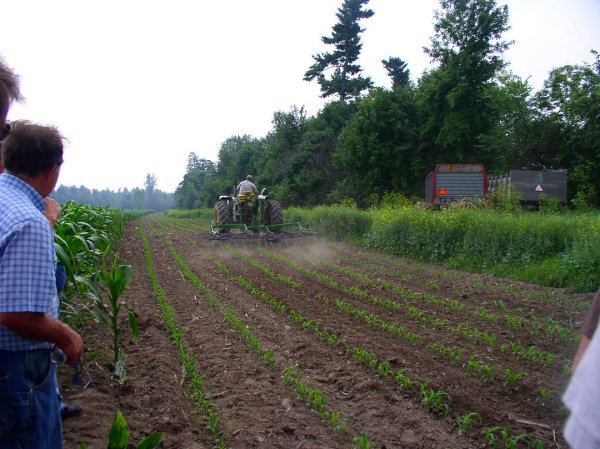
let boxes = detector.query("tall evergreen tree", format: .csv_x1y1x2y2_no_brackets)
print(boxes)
382,57,411,88
304,0,374,101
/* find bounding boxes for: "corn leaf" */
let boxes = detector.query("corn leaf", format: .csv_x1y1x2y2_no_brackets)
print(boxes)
135,432,164,449
107,411,129,449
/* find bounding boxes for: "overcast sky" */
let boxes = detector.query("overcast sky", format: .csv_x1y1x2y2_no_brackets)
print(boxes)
1,0,599,193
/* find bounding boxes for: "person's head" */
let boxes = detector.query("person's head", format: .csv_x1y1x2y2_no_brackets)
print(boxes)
0,56,23,173
0,56,23,126
2,120,64,196
246,175,253,181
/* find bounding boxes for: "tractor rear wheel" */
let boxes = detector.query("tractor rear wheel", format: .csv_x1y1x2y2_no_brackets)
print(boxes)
213,200,231,233
265,200,283,225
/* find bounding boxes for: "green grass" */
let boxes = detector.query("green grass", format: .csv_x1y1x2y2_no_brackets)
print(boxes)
163,208,214,219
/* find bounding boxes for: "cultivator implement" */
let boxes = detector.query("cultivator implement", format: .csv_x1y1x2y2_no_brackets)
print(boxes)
209,222,316,243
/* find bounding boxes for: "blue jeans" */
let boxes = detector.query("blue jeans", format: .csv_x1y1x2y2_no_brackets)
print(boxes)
0,350,62,449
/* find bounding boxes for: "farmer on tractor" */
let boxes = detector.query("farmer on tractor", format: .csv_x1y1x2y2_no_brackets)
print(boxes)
236,174,257,195
236,175,257,225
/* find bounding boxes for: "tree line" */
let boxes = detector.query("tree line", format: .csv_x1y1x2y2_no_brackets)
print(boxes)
173,0,599,210
54,173,175,211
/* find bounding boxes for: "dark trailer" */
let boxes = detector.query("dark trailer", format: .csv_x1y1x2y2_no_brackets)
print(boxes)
488,169,568,206
425,164,488,205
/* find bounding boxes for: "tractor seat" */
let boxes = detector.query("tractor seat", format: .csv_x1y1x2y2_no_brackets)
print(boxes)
237,191,255,204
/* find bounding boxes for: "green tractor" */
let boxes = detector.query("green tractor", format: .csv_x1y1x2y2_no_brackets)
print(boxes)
210,187,311,241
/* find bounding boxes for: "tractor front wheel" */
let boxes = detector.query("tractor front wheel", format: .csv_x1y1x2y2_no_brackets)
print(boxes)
213,200,231,233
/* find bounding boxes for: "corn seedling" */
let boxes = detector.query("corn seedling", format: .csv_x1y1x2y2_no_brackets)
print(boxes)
536,387,549,406
420,384,450,416
465,356,496,383
493,299,507,310
429,342,464,366
484,426,539,449
353,429,379,449
456,412,481,436
394,369,415,391
504,314,524,331
79,410,163,449
475,308,499,323
377,361,392,378
503,368,528,391
282,365,346,431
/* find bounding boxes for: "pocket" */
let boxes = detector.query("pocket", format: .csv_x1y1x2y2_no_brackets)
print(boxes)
31,355,54,391
0,374,32,435
0,376,13,435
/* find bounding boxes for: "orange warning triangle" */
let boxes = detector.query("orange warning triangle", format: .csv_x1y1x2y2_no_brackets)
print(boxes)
437,187,447,195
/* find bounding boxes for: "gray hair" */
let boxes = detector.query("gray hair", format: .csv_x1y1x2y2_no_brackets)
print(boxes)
0,56,23,119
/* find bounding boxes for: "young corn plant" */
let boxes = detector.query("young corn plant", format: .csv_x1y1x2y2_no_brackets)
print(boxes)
420,384,450,417
504,314,525,331
484,426,540,449
503,368,528,391
536,387,550,407
353,429,379,449
456,412,481,436
394,369,415,391
86,257,138,382
79,410,163,449
465,356,496,383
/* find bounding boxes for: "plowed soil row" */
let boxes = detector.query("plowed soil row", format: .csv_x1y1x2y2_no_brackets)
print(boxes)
60,216,591,448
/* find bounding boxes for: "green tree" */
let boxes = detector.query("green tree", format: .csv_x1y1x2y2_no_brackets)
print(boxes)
174,156,215,209
334,87,419,204
144,173,157,208
261,107,307,187
418,0,511,165
304,0,374,101
216,135,264,185
271,101,357,206
185,152,213,172
144,173,157,195
382,57,411,88
533,51,600,206
479,72,536,172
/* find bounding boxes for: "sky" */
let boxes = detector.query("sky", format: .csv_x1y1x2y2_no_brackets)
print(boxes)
1,0,599,193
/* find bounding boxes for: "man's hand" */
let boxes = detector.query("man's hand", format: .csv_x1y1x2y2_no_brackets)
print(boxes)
56,325,84,364
0,312,84,364
44,197,61,228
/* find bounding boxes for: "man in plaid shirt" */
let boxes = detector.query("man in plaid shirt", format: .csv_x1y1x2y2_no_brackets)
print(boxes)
0,61,83,448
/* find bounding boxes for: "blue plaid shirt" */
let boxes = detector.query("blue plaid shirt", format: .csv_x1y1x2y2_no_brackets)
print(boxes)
0,173,59,351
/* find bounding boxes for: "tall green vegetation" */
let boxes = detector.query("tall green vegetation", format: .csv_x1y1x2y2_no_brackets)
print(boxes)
303,0,374,101
295,202,600,292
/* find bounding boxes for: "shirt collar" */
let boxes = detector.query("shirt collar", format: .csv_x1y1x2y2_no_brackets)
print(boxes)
0,173,47,213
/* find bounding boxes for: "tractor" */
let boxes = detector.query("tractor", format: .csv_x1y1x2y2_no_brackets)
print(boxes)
210,186,312,241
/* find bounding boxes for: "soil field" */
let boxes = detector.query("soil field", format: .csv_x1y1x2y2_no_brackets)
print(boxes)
60,215,592,449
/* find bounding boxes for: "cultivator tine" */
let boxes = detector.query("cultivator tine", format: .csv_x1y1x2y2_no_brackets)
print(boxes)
207,221,316,245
